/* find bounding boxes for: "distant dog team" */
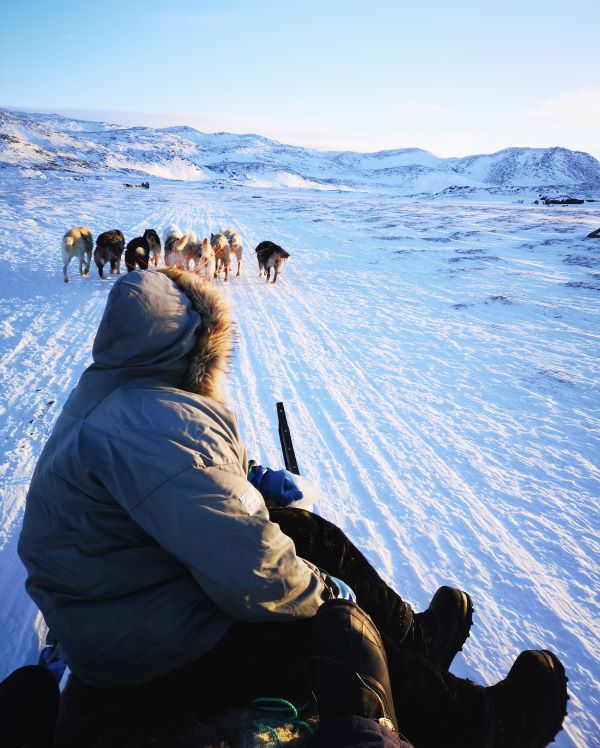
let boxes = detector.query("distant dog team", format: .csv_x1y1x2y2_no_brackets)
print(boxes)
62,224,290,284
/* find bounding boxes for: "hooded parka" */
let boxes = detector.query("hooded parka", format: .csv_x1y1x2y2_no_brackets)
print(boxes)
18,269,326,687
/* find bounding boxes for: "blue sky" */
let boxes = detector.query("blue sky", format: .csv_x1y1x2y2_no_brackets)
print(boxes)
1,0,599,157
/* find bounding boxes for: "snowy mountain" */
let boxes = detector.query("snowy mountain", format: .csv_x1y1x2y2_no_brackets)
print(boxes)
1,108,599,195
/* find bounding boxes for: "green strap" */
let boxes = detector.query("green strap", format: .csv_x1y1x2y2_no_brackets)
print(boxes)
251,697,314,746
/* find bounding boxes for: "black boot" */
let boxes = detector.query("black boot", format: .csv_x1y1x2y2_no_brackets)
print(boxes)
381,642,568,748
484,650,568,747
309,599,399,735
402,586,474,670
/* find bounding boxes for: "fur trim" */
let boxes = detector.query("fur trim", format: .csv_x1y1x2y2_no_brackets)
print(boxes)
158,267,233,402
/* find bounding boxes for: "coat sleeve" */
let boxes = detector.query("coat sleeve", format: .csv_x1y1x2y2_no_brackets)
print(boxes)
126,463,327,622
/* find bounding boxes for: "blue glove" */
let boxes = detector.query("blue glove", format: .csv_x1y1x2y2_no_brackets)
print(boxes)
247,464,303,506
328,575,357,602
319,570,357,602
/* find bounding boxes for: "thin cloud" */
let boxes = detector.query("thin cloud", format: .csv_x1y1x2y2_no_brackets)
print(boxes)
489,87,600,131
525,86,600,130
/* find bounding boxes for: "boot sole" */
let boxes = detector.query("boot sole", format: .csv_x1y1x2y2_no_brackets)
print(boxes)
431,588,474,671
531,650,569,748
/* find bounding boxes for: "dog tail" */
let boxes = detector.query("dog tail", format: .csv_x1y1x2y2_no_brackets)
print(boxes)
163,224,183,243
174,232,196,253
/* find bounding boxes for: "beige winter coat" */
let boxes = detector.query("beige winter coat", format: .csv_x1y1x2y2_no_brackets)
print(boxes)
18,268,326,687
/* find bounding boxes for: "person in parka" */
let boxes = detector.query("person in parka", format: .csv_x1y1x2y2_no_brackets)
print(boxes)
17,268,568,748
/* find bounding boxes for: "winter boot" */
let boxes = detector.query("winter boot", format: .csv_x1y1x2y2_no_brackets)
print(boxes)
382,643,568,748
269,508,472,669
402,586,474,670
309,598,399,734
484,649,569,747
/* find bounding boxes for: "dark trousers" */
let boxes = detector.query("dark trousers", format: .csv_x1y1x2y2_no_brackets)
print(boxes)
1,666,59,748
57,509,484,748
269,508,414,643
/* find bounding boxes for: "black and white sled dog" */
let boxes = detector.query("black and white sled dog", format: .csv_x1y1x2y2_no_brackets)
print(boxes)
255,241,290,283
222,228,243,277
125,229,161,272
94,229,125,279
62,226,93,283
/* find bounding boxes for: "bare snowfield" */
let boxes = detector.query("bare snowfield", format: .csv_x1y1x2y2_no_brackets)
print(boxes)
0,174,598,746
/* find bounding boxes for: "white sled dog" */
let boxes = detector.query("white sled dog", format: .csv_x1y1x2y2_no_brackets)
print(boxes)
62,226,93,283
174,230,198,269
162,226,198,269
211,233,231,281
162,225,183,268
222,228,243,277
199,238,216,281
179,238,215,280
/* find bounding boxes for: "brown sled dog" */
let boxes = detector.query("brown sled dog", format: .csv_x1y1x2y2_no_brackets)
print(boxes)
94,230,125,279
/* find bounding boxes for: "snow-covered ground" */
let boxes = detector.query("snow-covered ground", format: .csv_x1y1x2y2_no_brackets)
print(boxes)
0,172,598,746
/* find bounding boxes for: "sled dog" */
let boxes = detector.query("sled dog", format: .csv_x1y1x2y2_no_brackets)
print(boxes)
62,226,93,283
255,241,290,283
222,228,243,277
211,233,231,281
198,238,216,281
179,238,215,280
163,225,183,267
172,231,198,269
125,229,161,272
94,229,125,279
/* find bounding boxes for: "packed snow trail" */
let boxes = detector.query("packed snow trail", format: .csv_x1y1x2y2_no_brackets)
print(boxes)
0,175,598,746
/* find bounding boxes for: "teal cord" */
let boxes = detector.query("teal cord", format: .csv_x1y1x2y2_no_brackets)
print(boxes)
251,697,314,746
253,721,283,747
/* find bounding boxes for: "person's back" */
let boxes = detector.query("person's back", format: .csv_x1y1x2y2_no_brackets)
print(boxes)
18,269,325,688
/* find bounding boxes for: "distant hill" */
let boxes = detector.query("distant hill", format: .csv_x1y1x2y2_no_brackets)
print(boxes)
2,109,599,196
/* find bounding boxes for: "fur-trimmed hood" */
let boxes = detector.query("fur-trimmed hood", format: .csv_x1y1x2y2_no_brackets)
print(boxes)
72,269,232,412
158,267,233,401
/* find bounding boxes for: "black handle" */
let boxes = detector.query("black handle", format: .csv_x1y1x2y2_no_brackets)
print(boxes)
277,402,300,475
